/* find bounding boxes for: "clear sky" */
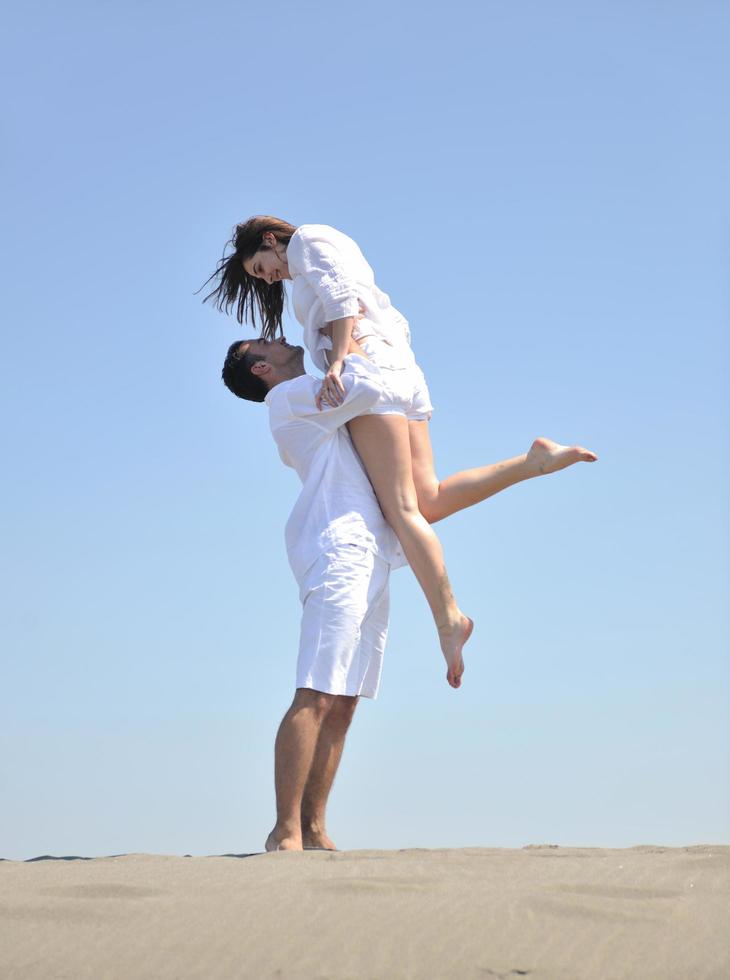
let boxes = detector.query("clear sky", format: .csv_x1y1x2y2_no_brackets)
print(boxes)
2,1,728,860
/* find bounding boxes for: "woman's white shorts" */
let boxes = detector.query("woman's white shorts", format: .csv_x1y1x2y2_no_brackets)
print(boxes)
355,336,434,422
296,543,390,700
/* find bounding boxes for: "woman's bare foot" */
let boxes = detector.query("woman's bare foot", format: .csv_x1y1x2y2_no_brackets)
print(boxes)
438,614,473,689
265,829,303,852
526,437,598,476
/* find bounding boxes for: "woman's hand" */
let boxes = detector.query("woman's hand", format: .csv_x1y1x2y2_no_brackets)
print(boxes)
316,360,345,410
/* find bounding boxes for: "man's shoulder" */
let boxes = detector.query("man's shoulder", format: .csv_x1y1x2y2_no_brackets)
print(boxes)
265,374,318,420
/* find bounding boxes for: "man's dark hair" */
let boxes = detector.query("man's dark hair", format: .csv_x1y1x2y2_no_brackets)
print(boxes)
221,341,269,403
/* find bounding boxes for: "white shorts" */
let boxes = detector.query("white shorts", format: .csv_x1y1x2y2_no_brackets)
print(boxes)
296,544,391,700
355,336,434,422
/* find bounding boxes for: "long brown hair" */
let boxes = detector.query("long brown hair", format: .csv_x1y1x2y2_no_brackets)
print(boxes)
201,216,297,339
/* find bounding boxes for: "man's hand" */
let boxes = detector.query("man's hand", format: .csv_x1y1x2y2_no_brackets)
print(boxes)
316,360,346,410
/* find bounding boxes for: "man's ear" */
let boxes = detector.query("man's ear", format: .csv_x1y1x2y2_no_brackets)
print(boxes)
250,360,270,377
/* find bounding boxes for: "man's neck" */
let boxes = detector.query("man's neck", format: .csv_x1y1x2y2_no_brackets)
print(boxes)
267,365,307,390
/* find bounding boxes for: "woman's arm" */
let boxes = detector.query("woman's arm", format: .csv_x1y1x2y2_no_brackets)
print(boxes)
316,315,370,410
328,316,358,360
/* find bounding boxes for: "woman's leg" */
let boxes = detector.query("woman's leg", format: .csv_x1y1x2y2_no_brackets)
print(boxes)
409,422,598,524
346,414,472,689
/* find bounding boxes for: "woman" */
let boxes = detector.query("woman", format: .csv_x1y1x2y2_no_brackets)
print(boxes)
203,216,597,687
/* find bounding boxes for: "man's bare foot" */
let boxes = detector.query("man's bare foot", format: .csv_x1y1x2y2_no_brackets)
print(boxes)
265,829,302,852
302,829,337,850
438,614,473,689
526,437,598,476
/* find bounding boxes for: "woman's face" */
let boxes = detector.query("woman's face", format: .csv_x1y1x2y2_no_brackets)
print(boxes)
242,233,291,284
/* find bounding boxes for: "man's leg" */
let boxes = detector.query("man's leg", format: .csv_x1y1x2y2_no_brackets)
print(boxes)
265,687,338,852
409,422,598,524
301,695,359,850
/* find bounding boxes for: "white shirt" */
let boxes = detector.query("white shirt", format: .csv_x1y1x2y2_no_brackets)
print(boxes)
265,355,406,581
285,224,415,374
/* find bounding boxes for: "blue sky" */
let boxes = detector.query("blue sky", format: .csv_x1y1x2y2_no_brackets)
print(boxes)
2,1,728,859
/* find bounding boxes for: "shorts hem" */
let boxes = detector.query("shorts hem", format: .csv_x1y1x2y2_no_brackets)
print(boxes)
361,406,433,422
296,679,378,700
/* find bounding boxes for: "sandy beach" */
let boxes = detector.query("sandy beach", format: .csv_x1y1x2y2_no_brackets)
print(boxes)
1,844,727,979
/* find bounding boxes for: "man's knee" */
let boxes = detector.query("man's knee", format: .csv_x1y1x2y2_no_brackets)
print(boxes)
327,694,359,723
293,687,338,718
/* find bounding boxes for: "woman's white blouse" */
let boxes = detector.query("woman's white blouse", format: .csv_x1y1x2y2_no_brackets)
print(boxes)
285,224,413,373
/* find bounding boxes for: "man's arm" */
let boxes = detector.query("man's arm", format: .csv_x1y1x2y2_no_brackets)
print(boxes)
284,357,382,434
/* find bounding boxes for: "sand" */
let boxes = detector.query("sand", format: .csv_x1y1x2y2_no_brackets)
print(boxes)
1,845,728,979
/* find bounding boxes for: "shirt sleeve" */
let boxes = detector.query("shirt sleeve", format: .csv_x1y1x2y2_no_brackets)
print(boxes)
287,228,360,322
284,357,382,433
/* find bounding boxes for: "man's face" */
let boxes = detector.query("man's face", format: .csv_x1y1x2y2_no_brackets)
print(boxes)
238,335,303,372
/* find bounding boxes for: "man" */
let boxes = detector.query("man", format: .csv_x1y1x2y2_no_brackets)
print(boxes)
222,337,597,853
222,337,405,853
